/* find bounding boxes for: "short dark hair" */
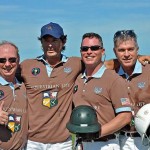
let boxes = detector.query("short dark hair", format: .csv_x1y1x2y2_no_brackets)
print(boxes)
38,35,67,51
82,32,103,48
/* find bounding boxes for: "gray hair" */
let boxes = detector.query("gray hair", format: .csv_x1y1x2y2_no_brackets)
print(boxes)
113,30,138,48
0,40,20,59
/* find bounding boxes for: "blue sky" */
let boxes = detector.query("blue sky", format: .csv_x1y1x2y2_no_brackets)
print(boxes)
0,0,150,61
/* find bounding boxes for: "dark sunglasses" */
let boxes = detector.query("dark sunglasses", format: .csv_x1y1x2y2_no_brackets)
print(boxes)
114,30,136,39
0,57,17,63
80,45,102,52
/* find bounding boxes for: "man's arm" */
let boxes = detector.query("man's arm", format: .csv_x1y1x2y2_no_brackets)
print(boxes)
138,55,150,65
104,59,120,70
104,55,150,70
100,112,131,137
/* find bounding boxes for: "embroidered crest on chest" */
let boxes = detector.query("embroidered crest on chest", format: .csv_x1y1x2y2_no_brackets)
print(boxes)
64,67,72,73
94,87,102,94
31,68,40,76
137,82,145,89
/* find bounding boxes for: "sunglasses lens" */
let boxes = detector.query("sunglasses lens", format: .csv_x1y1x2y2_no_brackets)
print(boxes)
81,46,101,52
90,46,101,51
0,57,17,63
0,58,6,63
81,46,89,51
9,58,17,63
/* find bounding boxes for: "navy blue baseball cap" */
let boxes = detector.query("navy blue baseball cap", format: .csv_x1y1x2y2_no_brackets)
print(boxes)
40,22,64,38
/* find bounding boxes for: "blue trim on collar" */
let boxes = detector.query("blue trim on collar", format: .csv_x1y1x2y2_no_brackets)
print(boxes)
36,54,68,64
0,76,8,85
81,64,107,78
118,60,142,77
0,76,21,85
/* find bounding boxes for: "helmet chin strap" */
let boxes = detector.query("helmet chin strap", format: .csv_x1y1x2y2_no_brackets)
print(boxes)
143,126,150,146
142,134,150,146
74,137,83,150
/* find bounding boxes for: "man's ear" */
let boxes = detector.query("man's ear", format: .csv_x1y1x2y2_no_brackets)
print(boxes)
136,46,139,53
113,48,117,56
102,48,105,55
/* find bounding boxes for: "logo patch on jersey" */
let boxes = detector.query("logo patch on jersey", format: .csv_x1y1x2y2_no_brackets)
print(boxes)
120,98,130,106
64,67,72,73
42,91,58,108
94,87,102,94
138,82,145,89
32,68,40,76
0,90,4,100
73,85,78,93
8,114,21,133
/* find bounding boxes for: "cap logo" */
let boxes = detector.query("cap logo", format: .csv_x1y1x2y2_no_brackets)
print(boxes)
47,25,52,30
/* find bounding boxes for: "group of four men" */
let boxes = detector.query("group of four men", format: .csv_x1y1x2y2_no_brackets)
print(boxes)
0,22,150,150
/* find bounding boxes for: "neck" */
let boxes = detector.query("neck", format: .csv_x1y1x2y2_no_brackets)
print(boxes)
123,66,134,76
45,55,62,67
5,76,16,84
85,62,103,77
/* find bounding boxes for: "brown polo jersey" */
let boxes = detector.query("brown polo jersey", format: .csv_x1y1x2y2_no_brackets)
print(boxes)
73,66,131,126
117,62,150,131
20,56,82,143
126,64,150,113
0,78,28,150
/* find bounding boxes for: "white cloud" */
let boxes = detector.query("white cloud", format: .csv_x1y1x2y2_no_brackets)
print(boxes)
0,5,20,12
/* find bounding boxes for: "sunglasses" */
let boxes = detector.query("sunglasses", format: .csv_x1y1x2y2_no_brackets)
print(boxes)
0,57,17,63
80,45,102,52
114,30,136,39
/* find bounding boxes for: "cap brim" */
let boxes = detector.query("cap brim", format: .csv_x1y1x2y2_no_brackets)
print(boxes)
41,32,60,38
66,122,101,134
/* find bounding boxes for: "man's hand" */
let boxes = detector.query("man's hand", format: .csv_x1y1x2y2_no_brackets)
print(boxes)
138,55,150,65
0,101,8,125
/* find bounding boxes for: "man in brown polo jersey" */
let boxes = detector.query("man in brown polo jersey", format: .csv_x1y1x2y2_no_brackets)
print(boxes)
113,30,150,150
19,22,82,150
73,32,132,150
0,41,28,150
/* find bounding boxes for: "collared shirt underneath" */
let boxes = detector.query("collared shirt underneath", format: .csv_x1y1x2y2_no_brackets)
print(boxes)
37,54,68,77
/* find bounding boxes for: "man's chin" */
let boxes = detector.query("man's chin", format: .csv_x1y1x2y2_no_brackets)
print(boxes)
2,72,13,77
47,53,58,58
122,63,134,68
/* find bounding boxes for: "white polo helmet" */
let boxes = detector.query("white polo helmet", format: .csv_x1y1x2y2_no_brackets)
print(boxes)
135,104,150,145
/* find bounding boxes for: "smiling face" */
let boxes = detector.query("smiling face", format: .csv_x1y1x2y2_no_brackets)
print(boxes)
80,37,105,69
113,30,139,75
114,39,139,74
0,43,19,82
